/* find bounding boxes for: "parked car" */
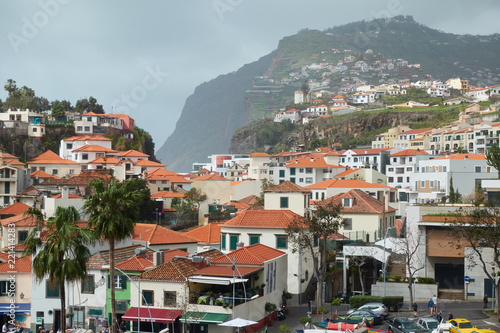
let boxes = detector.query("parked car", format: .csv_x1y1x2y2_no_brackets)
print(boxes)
347,309,383,325
387,317,425,333
347,302,389,317
417,318,439,332
335,291,363,303
447,319,476,333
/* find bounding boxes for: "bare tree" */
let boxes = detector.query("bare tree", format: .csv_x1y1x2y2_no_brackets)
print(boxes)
347,255,372,295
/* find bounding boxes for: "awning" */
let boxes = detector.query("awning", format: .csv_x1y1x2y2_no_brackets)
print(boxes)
122,307,181,323
0,303,30,314
188,276,248,285
180,312,230,325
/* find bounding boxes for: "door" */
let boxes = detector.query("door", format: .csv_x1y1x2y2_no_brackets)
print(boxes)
435,263,464,289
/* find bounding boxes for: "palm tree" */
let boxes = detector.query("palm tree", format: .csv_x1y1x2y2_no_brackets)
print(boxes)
84,180,140,333
23,206,92,333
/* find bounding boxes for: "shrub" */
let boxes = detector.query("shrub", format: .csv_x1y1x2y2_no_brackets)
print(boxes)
349,295,383,308
382,296,404,311
279,324,291,333
317,306,328,314
299,317,311,325
392,275,402,282
417,277,436,284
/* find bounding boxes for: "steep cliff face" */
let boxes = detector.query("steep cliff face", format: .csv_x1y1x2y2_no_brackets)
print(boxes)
229,110,460,153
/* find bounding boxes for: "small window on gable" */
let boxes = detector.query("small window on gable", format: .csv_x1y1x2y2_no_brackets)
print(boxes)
343,198,351,207
280,197,289,208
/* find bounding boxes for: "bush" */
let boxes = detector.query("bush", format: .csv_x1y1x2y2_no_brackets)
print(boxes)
299,317,311,325
417,277,436,284
392,275,402,282
349,295,383,308
382,296,404,311
279,324,291,333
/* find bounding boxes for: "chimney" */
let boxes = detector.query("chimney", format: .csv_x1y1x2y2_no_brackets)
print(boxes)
310,157,314,162
204,214,210,225
62,186,69,200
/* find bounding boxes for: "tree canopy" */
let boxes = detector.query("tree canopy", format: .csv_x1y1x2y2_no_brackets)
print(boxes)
3,79,50,111
75,96,105,114
486,144,500,178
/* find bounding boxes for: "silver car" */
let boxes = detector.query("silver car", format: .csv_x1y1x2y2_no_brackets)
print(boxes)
347,302,389,317
417,318,439,331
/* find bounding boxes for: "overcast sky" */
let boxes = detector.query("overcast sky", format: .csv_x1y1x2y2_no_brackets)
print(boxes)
1,1,500,151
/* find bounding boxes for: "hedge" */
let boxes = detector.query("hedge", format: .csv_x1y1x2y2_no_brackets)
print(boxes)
349,295,403,311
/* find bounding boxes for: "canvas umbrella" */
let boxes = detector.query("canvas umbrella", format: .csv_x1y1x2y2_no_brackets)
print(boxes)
218,318,258,331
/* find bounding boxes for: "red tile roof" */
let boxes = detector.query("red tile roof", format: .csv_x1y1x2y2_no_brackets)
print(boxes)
306,179,395,190
320,189,396,214
133,223,198,245
88,156,121,164
115,254,154,272
211,243,285,265
29,150,80,165
118,150,150,158
433,153,486,160
134,159,166,167
72,145,118,153
0,214,39,227
50,193,83,199
334,168,362,178
151,191,185,199
249,153,270,157
265,181,310,193
31,170,59,179
162,248,191,262
63,135,112,142
222,210,304,229
237,195,259,206
340,148,390,155
0,255,31,273
184,223,223,244
87,245,150,270
193,265,262,277
389,149,429,157
193,173,229,181
134,258,198,281
285,154,342,168
18,185,42,196
0,202,31,216
4,159,24,166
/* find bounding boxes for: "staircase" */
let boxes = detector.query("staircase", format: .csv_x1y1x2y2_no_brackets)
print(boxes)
438,289,464,301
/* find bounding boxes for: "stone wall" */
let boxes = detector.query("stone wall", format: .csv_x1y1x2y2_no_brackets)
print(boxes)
371,281,438,302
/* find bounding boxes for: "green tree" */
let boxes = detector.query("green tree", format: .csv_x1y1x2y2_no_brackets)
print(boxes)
75,96,104,114
183,187,207,210
125,178,155,217
22,206,92,333
84,180,141,333
52,104,65,119
254,178,275,207
486,144,500,178
171,187,207,224
285,202,347,307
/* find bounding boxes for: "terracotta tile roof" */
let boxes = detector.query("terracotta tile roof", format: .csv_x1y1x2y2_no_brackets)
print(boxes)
315,147,332,153
51,193,83,199
133,223,198,245
2,243,26,252
389,149,429,157
0,202,31,216
249,153,270,157
162,249,191,262
320,189,396,214
118,150,150,158
196,248,223,260
148,168,178,176
306,179,395,190
134,258,198,281
193,265,262,277
0,152,19,159
151,191,185,198
285,155,342,168
29,150,80,165
166,175,192,183
399,128,433,135
231,181,244,187
18,185,42,196
0,252,9,262
193,173,229,181
88,156,121,164
4,159,24,166
184,223,223,244
211,243,285,265
237,195,259,206
0,214,39,227
341,148,390,155
334,168,362,178
0,255,31,273
134,159,166,167
63,135,112,141
197,168,211,174
87,245,148,270
60,170,114,186
31,170,59,179
72,145,118,153
433,153,486,160
222,210,304,229
325,151,341,156
224,201,250,210
265,181,310,193
115,254,155,272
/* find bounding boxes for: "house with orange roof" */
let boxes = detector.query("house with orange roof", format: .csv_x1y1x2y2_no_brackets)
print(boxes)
274,108,300,123
333,167,387,185
145,168,191,194
321,189,396,242
464,87,490,102
280,154,346,187
225,162,247,181
391,128,433,150
0,214,39,253
0,202,30,219
44,186,85,218
14,185,43,209
184,222,224,252
151,190,185,211
133,223,198,253
28,150,81,178
339,148,391,172
118,150,150,162
247,153,272,181
409,153,495,204
59,135,113,160
220,209,313,301
0,255,32,328
113,114,135,131
371,125,412,149
0,151,21,166
71,144,119,164
264,181,310,216
191,174,231,224
74,111,124,135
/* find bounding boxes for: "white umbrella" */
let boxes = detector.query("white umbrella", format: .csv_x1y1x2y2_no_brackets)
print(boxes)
218,318,258,328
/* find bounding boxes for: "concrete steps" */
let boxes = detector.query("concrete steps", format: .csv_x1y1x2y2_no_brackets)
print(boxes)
438,289,464,300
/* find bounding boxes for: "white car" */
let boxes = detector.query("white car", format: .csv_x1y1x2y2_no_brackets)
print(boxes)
347,302,389,317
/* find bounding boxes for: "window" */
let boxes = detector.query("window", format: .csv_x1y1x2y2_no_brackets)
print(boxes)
52,169,58,175
18,231,28,243
280,197,289,208
113,275,127,290
164,291,176,306
276,235,287,249
46,280,60,298
421,181,425,188
305,168,313,174
353,157,358,162
229,235,239,251
33,128,37,132
290,177,295,184
299,178,304,183
125,164,131,171
142,290,153,305
84,126,90,132
290,168,296,175
388,177,394,182
430,180,434,188
249,235,260,245
343,198,351,207
409,157,413,162
299,168,304,173
66,143,73,150
221,233,226,250
397,177,403,183
279,170,285,178
77,126,83,131
475,166,481,173
4,183,10,194
344,218,353,230
81,275,95,294
388,168,394,172
82,153,88,160
443,166,447,172
0,281,10,296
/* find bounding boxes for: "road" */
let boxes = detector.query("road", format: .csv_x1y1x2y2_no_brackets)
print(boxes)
267,302,500,333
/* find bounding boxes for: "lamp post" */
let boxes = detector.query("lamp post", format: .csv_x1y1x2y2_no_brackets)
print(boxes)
382,227,394,297
492,266,496,311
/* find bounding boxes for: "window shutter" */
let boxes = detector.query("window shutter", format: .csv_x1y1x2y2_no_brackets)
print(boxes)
121,275,127,289
107,276,110,288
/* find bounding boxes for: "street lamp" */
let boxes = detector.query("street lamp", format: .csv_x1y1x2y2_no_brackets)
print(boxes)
382,227,394,297
492,266,496,311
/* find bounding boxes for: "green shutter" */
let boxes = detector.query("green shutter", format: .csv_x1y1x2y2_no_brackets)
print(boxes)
221,234,226,250
250,236,259,245
279,170,285,178
290,168,296,175
230,235,238,250
121,275,127,289
276,236,287,249
280,197,288,208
